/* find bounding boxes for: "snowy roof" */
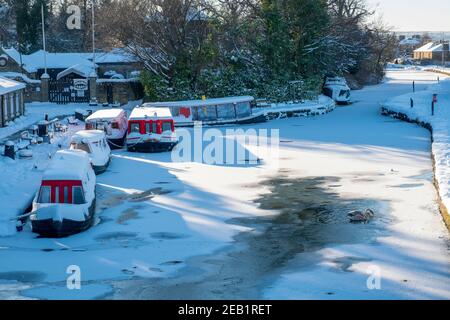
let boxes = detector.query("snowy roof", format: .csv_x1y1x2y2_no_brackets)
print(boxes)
71,130,106,144
86,109,125,121
0,75,25,95
88,49,139,64
1,48,138,73
2,48,92,73
129,107,173,120
399,38,421,46
414,42,447,53
145,96,255,108
56,63,96,80
42,150,91,181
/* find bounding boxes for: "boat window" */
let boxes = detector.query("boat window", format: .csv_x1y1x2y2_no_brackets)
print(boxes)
152,122,157,133
235,102,251,117
37,186,51,204
63,186,70,204
145,122,151,133
217,104,236,119
171,107,180,117
70,142,91,154
196,105,217,121
323,88,333,98
54,186,60,203
162,121,172,132
130,122,141,133
73,186,86,205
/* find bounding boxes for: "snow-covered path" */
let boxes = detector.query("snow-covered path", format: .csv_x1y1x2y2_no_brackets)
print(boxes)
0,69,449,300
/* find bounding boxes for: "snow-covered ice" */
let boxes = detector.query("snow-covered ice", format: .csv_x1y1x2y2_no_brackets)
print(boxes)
0,70,449,300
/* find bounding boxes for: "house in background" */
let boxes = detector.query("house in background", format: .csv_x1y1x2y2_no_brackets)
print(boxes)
413,42,450,65
0,48,143,80
0,76,25,127
0,48,144,105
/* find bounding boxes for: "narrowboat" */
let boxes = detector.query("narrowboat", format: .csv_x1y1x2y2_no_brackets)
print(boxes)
145,96,267,127
70,130,111,175
322,76,351,104
126,107,178,153
30,150,96,238
85,109,128,149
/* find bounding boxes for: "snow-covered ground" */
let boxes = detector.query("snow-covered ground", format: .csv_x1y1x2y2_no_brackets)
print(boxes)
0,70,449,300
0,100,141,141
382,77,450,228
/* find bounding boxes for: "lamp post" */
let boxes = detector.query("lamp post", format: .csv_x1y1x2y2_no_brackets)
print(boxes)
41,4,47,76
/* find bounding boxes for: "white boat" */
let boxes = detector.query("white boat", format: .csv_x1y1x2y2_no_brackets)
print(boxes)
322,77,351,104
30,150,96,238
70,130,111,174
126,106,178,152
85,109,128,149
144,96,267,127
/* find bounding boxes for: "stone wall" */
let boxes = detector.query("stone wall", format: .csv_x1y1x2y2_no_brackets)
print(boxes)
97,80,144,105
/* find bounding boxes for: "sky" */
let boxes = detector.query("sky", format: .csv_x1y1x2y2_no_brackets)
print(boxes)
367,0,450,31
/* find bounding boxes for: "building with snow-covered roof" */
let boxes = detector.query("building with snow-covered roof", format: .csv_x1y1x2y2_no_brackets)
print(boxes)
413,42,449,64
0,47,142,80
0,75,25,127
0,47,144,104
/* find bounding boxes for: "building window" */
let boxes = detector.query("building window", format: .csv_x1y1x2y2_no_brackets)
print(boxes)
9,93,13,120
2,95,7,121
15,93,20,116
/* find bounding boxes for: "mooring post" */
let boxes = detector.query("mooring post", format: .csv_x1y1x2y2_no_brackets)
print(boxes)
432,101,435,116
413,81,415,93
410,98,414,108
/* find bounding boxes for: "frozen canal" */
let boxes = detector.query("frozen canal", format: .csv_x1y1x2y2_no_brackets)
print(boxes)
0,69,449,300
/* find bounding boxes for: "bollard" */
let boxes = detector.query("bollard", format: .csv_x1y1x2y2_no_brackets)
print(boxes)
410,98,414,108
413,81,415,93
37,120,48,137
432,101,435,116
4,141,15,159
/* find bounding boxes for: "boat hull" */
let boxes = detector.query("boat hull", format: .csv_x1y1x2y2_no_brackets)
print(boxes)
31,201,96,238
127,141,178,153
107,134,126,150
93,158,111,175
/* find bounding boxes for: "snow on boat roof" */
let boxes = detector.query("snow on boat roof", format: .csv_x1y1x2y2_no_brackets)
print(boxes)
129,107,173,120
0,76,25,95
42,150,91,181
86,108,125,121
71,130,106,143
145,96,254,108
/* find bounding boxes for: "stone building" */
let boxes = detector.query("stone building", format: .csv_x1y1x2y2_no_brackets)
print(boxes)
0,76,25,127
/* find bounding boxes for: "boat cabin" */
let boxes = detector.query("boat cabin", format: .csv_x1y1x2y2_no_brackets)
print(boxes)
126,106,178,152
144,96,266,127
70,130,111,174
85,108,128,149
322,77,351,104
31,150,96,238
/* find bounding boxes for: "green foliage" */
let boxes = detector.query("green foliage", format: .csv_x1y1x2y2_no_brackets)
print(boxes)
14,0,50,54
